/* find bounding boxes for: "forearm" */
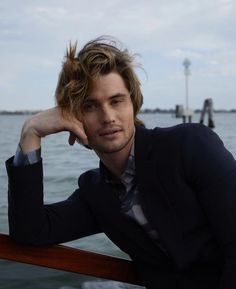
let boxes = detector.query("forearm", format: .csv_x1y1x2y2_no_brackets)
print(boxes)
7,116,46,242
6,107,94,244
19,117,41,153
18,107,88,152
6,157,45,244
6,156,100,245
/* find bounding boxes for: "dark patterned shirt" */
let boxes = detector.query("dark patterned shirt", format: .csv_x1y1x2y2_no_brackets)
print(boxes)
114,144,160,240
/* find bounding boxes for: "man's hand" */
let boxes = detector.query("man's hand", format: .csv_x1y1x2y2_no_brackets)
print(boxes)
20,107,88,153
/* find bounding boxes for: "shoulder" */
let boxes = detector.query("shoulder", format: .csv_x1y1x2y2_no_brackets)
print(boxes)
152,123,214,138
135,123,222,157
143,123,219,149
78,168,101,188
151,124,236,187
151,123,222,148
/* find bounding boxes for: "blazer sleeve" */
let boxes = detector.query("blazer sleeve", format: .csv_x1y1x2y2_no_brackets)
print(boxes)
183,125,236,289
6,156,100,246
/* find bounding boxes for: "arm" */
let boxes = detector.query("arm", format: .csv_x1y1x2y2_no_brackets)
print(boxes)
183,126,236,289
18,107,88,154
6,107,99,245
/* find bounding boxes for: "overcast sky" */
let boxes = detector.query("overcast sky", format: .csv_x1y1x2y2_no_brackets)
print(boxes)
1,0,235,110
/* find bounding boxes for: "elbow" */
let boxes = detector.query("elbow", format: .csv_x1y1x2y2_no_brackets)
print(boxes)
9,227,40,246
8,220,48,246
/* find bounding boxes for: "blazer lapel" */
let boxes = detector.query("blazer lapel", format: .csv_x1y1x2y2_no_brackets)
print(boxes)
135,126,187,269
91,178,171,262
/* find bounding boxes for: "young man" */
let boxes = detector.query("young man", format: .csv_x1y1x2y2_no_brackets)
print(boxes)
6,37,236,289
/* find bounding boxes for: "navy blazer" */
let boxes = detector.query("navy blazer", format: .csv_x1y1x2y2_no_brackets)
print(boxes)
6,124,236,289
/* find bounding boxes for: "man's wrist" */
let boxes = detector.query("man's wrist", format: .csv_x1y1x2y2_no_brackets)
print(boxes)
13,144,41,166
20,119,41,153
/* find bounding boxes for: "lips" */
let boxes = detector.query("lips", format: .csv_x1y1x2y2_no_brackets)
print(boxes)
99,128,122,137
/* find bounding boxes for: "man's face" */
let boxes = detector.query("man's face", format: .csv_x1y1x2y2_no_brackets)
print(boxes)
81,72,135,156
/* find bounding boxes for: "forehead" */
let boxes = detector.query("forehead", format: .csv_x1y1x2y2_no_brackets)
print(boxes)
87,72,129,99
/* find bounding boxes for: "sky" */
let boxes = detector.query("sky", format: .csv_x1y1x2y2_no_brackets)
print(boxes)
0,0,235,110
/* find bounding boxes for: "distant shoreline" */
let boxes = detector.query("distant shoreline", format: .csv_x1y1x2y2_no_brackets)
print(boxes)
0,109,236,115
0,110,41,115
140,108,236,114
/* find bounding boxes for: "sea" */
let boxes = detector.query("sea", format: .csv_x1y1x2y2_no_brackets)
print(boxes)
0,112,236,289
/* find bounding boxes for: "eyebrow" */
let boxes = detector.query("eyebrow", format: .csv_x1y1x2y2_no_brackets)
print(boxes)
85,93,128,103
109,93,127,100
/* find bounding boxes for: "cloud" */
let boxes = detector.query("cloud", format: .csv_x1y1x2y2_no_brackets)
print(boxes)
0,0,235,110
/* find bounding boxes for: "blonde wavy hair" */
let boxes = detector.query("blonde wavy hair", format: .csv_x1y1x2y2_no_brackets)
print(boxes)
55,36,144,126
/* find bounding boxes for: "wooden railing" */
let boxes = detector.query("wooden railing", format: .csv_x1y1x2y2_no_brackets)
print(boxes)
0,233,140,285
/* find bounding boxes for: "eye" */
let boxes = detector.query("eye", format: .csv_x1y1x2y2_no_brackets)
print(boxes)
111,98,123,106
83,102,98,112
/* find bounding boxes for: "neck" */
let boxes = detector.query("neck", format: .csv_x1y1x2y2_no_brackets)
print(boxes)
100,153,129,178
97,137,134,178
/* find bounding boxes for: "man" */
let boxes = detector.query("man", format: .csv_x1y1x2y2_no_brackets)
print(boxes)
6,37,236,289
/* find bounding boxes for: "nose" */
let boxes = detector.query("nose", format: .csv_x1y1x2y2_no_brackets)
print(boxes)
100,104,115,124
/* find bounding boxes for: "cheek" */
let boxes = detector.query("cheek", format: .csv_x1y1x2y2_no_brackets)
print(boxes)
123,105,134,124
81,113,97,127
81,118,95,137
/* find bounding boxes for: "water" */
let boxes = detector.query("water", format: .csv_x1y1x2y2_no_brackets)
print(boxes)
0,113,236,288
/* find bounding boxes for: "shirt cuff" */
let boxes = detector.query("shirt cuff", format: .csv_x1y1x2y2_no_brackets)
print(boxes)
13,144,41,166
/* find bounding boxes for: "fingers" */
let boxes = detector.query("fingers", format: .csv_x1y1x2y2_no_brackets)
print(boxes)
66,119,89,147
68,132,77,145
